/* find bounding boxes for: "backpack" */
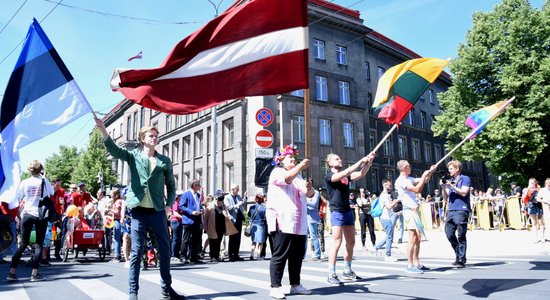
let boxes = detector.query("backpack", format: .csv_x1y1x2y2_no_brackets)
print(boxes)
370,197,382,217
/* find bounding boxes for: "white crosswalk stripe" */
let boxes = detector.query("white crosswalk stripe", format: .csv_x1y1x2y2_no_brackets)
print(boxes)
244,267,381,287
141,273,246,300
69,278,127,299
194,270,270,290
0,283,31,300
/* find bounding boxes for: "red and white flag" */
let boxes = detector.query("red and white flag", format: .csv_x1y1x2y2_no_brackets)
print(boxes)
127,51,142,61
111,0,308,114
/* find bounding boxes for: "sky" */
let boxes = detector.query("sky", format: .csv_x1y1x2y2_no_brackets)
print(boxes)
0,0,545,169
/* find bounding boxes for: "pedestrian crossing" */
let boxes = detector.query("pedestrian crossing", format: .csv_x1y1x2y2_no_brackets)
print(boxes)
0,256,520,299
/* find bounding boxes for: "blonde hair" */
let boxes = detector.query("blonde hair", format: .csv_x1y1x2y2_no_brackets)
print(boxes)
325,153,337,168
138,126,159,144
28,160,44,175
447,160,463,171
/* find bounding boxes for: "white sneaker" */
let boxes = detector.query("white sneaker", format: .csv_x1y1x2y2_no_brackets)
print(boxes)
384,256,398,262
290,284,312,295
269,287,286,299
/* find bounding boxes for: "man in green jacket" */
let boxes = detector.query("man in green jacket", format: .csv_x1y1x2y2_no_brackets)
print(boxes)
94,115,184,300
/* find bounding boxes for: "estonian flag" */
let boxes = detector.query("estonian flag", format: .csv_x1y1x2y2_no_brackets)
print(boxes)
0,19,92,208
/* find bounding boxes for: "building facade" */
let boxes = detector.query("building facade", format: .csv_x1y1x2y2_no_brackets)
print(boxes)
102,0,488,196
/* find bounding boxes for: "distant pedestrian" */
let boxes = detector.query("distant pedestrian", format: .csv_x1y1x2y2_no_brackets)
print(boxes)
224,184,246,261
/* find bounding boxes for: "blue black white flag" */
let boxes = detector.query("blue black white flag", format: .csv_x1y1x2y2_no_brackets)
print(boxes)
0,19,92,208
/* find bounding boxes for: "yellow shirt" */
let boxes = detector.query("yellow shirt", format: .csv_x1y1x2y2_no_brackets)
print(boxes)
139,155,157,208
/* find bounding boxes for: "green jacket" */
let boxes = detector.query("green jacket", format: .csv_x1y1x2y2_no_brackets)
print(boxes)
104,137,176,211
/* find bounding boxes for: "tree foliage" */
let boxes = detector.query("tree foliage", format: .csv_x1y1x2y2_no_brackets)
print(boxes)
44,145,80,189
72,129,118,194
433,0,550,186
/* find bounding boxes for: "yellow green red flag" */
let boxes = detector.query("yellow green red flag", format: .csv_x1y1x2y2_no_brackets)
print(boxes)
373,58,449,124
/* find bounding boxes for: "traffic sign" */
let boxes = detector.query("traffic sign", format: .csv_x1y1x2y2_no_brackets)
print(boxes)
255,108,274,127
255,129,274,148
255,148,274,158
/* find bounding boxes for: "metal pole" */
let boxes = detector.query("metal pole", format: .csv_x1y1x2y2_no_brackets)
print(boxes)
210,107,217,195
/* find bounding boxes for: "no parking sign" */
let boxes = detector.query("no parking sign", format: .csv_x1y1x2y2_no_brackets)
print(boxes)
255,108,274,127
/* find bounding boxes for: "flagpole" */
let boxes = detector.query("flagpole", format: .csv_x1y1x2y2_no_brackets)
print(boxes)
372,124,398,153
304,88,310,177
434,96,515,167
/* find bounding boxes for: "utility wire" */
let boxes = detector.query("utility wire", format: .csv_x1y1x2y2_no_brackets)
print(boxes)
0,0,29,35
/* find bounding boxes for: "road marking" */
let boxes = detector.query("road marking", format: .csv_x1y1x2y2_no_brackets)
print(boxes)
194,271,270,290
141,274,246,300
0,284,31,300
69,279,127,299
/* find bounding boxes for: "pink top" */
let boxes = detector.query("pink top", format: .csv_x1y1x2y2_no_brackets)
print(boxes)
171,199,181,222
266,167,307,235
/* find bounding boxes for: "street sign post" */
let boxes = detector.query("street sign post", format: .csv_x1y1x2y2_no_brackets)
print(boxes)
255,148,274,158
255,129,274,148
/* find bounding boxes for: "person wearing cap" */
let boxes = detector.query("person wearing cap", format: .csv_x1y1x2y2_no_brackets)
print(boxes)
94,116,183,300
266,144,312,299
204,190,237,262
179,179,204,264
170,190,184,263
224,184,246,261
71,182,92,209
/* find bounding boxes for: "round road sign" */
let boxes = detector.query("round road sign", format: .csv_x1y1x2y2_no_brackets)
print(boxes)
255,108,274,127
255,129,274,148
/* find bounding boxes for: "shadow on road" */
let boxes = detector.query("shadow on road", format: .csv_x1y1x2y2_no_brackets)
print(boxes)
463,278,545,297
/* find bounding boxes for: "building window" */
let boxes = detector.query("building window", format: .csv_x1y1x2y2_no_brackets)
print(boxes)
365,61,371,80
293,115,305,142
207,126,211,155
175,115,181,128
320,119,332,145
346,164,357,189
367,93,373,108
126,115,131,140
313,39,325,60
183,172,190,190
343,122,354,147
398,136,407,158
152,121,158,131
377,66,385,79
196,169,202,184
369,130,376,151
434,144,442,162
162,144,169,157
385,169,395,182
225,163,234,191
370,167,379,191
339,81,350,105
223,118,234,149
290,89,304,97
140,107,146,128
194,131,203,157
186,114,193,123
119,123,123,138
336,45,347,65
424,142,432,163
183,136,190,161
420,111,427,129
408,109,414,126
133,111,138,140
321,161,330,176
383,132,393,156
172,141,179,163
166,115,171,132
429,89,435,104
412,139,420,161
315,76,328,101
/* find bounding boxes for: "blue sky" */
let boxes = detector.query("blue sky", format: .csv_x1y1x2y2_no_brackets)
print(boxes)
0,0,544,169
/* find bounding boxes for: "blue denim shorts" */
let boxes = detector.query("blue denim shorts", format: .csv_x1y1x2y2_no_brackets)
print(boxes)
330,210,355,226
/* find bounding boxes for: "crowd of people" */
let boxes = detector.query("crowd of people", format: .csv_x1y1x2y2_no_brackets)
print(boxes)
2,119,550,300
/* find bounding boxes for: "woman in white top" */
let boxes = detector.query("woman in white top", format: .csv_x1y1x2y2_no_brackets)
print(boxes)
7,160,54,282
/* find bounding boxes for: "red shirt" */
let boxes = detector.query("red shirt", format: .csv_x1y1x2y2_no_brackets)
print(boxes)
72,191,92,208
1,202,18,221
51,188,66,214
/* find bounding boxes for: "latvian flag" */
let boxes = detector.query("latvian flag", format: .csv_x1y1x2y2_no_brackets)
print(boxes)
0,19,92,208
110,0,309,114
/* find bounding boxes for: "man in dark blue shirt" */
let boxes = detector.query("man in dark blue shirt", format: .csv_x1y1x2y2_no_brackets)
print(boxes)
441,160,471,268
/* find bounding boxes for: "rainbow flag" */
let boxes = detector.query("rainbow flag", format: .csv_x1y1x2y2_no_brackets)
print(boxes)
373,58,449,124
465,97,515,139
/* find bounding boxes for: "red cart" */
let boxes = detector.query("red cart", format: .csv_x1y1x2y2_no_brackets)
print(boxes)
63,229,107,262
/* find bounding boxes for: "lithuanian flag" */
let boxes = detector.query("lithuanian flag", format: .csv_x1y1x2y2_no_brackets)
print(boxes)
373,58,449,124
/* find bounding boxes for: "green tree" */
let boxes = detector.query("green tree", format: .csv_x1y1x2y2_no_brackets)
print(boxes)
433,0,550,186
44,145,80,188
72,129,118,194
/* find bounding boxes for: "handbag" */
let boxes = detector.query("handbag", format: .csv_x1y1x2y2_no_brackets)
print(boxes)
244,205,259,237
38,179,59,223
370,197,382,217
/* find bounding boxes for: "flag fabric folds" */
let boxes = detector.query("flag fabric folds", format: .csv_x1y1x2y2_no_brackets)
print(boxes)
111,0,309,114
128,51,142,61
372,58,449,125
465,97,515,140
0,19,93,208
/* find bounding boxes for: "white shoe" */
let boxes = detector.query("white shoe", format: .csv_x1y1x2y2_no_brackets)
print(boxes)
270,287,286,299
384,256,398,262
124,261,130,268
290,284,312,295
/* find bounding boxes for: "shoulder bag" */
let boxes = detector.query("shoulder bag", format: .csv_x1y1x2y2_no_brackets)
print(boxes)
38,179,59,223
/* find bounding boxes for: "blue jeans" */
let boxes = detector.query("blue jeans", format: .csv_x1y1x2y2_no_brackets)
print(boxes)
129,209,171,295
394,212,404,240
170,220,182,258
445,210,469,263
375,218,395,256
113,220,122,258
307,221,321,258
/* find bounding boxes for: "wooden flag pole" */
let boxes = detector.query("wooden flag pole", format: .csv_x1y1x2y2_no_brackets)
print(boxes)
372,124,398,153
304,89,311,177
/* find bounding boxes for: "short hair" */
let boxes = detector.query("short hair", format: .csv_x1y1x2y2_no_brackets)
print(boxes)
190,179,201,188
382,179,392,185
111,188,120,197
255,194,264,203
396,160,409,172
28,160,44,175
138,126,159,144
325,153,337,168
447,160,463,171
